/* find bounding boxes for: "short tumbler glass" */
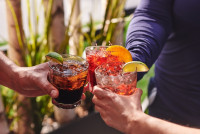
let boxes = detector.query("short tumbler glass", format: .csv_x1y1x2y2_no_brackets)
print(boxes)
48,54,89,109
95,62,137,95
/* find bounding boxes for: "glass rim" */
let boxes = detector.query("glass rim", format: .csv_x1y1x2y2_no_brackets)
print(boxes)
85,46,109,51
48,54,89,74
85,46,120,56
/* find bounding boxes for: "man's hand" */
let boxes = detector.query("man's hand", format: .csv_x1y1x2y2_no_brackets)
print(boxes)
92,86,143,133
14,63,59,98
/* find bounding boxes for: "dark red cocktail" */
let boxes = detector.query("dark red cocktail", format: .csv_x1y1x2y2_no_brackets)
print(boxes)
48,54,88,109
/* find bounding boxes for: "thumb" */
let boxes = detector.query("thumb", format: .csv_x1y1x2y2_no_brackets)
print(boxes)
93,86,114,99
48,85,59,98
133,88,143,104
134,88,143,97
39,80,59,98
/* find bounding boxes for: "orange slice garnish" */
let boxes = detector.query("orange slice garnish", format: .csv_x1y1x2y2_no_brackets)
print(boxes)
106,45,132,63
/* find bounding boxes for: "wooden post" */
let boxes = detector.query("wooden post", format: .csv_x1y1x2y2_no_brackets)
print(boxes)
43,0,65,52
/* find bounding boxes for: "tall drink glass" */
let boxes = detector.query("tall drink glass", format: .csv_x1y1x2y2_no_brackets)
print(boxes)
95,62,137,95
85,46,120,90
48,54,89,109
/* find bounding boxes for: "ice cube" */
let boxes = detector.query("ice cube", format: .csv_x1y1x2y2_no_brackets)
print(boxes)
63,69,73,76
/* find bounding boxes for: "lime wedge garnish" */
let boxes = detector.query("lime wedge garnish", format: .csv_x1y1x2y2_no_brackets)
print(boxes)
46,52,63,64
122,61,149,73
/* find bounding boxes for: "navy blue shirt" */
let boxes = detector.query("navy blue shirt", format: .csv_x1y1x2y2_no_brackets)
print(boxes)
126,0,200,127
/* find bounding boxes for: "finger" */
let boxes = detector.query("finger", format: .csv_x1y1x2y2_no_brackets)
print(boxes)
134,88,143,98
84,83,93,93
22,90,46,97
93,86,113,99
39,78,59,98
92,96,108,109
46,83,59,98
95,105,110,121
81,93,86,100
95,105,104,113
33,62,49,71
92,95,99,104
83,84,89,93
31,63,59,98
135,88,143,105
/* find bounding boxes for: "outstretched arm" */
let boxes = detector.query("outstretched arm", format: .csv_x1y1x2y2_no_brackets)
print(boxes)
126,0,174,79
92,86,200,134
0,51,58,98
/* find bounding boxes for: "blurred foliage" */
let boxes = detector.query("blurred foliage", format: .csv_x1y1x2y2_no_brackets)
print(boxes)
138,65,155,102
0,86,16,130
0,41,8,46
0,35,8,46
84,0,127,46
123,20,131,44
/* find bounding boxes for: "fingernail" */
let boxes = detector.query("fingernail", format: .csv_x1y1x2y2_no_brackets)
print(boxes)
50,90,57,98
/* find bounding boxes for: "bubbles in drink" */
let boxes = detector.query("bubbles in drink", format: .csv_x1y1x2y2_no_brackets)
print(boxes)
96,62,124,76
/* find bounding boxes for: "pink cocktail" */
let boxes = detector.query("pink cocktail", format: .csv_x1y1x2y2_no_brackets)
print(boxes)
95,62,137,95
85,46,121,90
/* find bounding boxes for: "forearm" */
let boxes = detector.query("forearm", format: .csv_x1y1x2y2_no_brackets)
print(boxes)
127,113,200,134
126,0,174,78
0,51,19,89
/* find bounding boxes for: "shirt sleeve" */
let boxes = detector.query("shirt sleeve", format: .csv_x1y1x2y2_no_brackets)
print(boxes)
126,0,174,79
